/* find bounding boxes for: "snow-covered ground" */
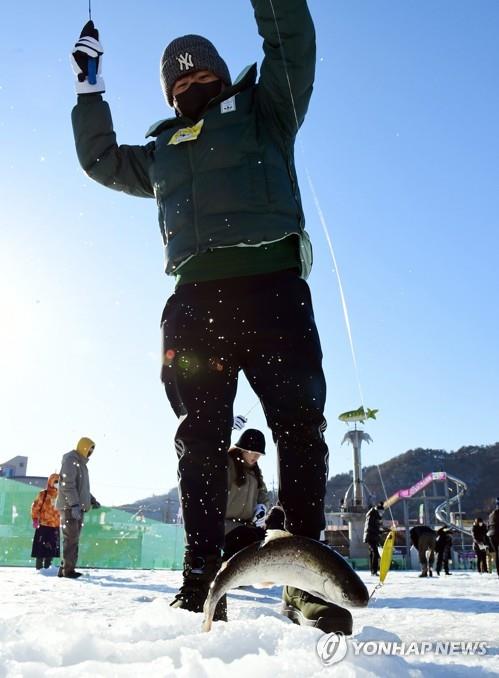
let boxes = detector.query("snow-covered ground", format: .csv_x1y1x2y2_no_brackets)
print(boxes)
0,567,497,677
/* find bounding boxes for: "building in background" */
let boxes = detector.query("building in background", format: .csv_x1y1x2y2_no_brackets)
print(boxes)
0,456,46,488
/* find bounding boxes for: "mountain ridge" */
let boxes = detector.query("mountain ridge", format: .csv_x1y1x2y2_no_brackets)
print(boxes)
116,442,499,522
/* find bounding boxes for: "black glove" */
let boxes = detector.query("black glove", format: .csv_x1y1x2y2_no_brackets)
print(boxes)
70,504,83,521
71,21,105,94
91,497,101,509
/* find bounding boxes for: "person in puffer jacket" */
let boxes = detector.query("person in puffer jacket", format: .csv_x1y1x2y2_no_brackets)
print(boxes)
31,473,61,570
70,1,342,632
56,437,101,578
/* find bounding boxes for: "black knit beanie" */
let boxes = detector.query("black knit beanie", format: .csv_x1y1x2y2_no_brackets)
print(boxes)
160,35,232,106
235,429,266,455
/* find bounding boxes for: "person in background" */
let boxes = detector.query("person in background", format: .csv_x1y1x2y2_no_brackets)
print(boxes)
435,526,453,576
487,497,499,576
363,502,384,575
472,517,489,574
223,429,269,561
56,437,101,578
31,473,61,570
410,525,437,578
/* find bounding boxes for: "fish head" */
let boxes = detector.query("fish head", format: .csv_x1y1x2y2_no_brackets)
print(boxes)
324,572,369,608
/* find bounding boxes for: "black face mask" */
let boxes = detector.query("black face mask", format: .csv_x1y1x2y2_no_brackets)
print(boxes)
175,79,223,121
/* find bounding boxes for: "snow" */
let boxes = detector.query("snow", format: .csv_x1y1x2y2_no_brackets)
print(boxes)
0,568,498,677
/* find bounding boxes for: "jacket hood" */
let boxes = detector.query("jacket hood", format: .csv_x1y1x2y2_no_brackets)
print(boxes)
76,437,95,458
47,473,60,491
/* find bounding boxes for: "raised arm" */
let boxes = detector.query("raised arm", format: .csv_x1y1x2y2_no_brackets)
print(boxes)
72,95,155,198
70,21,155,198
251,0,316,138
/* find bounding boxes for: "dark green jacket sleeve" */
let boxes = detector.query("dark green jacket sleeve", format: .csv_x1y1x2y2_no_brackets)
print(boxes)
251,0,316,138
72,94,155,198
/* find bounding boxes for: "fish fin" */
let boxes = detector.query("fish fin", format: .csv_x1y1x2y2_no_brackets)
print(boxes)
263,529,293,545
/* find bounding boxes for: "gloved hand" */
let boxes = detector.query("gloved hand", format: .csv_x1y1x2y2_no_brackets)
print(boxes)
91,498,101,509
71,21,105,95
232,414,247,431
32,519,40,529
252,503,267,528
71,505,83,521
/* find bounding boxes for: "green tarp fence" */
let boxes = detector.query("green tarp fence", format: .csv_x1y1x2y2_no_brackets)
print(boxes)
0,477,184,569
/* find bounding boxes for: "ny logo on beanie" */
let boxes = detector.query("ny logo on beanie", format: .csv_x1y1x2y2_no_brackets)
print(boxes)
177,52,194,71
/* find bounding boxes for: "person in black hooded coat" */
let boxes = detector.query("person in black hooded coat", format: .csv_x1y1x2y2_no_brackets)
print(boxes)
363,502,384,575
435,526,453,575
472,518,489,574
487,498,499,576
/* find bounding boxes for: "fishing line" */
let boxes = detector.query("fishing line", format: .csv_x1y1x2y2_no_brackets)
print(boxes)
243,400,261,419
267,0,365,410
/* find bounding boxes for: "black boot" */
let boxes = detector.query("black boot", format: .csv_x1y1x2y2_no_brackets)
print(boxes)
281,586,353,635
43,558,52,569
170,552,226,621
35,558,43,570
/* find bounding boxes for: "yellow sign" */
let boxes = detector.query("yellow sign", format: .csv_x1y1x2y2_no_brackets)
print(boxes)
168,119,204,145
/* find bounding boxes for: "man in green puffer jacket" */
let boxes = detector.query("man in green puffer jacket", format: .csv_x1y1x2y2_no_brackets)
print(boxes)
71,1,349,633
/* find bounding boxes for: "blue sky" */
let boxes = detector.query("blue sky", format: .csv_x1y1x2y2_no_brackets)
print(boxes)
1,1,498,506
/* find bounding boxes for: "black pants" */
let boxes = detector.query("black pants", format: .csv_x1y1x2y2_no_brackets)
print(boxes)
436,547,451,574
161,270,328,555
35,557,53,569
418,543,435,574
61,509,83,574
474,545,488,573
490,537,499,576
367,541,380,574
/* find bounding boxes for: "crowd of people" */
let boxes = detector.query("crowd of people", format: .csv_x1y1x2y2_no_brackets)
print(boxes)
33,438,499,587
361,501,499,579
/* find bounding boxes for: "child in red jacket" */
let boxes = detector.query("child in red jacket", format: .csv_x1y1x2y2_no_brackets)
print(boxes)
31,473,61,570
